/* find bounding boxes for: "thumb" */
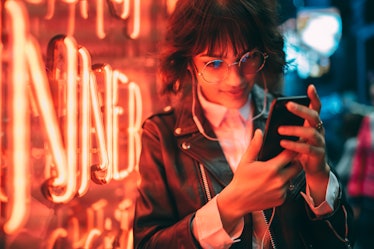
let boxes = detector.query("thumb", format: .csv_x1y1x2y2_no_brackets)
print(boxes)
242,129,263,163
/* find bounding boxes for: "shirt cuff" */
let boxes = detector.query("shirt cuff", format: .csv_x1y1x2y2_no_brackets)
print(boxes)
192,195,243,248
301,171,339,216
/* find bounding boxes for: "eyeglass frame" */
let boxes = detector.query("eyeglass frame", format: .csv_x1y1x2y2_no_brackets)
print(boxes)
196,49,269,84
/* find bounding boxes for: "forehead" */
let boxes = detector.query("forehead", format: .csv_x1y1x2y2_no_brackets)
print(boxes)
194,37,249,58
197,46,246,59
191,14,259,57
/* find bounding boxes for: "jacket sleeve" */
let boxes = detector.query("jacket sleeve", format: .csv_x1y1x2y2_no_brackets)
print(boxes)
133,118,201,249
302,171,355,249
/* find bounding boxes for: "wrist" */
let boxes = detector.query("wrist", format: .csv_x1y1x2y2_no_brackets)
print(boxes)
305,163,330,205
217,185,243,234
305,162,330,183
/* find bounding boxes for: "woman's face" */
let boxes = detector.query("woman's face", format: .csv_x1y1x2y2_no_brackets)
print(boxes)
193,47,257,109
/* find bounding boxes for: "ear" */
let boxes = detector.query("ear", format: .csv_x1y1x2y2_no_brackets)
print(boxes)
187,62,199,84
188,61,199,74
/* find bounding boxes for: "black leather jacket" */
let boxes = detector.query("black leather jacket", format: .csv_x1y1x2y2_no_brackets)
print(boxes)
133,85,354,249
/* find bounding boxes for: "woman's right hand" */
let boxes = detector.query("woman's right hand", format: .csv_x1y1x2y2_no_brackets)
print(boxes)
217,129,301,234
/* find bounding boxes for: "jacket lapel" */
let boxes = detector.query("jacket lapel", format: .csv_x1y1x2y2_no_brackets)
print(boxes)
179,132,234,187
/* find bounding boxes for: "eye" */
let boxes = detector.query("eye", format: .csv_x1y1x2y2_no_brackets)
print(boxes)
240,50,266,74
206,60,225,69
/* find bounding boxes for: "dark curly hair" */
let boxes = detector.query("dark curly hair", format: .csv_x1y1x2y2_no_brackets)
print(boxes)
158,0,285,97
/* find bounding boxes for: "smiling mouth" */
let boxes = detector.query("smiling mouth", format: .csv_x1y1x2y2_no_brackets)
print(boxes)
221,87,246,95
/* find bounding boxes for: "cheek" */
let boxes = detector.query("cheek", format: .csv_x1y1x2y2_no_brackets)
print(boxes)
244,74,257,84
199,83,219,102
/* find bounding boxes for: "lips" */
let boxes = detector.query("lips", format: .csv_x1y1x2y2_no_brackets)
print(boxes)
221,87,246,97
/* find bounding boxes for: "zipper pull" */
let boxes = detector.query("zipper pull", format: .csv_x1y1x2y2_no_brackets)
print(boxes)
344,238,352,249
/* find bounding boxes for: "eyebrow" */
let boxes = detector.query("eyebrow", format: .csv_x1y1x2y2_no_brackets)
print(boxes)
198,50,249,61
198,53,223,58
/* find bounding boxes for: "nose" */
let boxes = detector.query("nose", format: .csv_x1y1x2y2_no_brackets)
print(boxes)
225,62,242,86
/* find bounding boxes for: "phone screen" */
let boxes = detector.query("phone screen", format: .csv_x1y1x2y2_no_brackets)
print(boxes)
257,96,310,161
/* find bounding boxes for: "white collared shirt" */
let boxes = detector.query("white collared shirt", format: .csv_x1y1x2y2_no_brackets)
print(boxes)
199,88,252,171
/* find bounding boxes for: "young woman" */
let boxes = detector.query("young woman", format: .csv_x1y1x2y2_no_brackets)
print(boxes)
133,0,354,248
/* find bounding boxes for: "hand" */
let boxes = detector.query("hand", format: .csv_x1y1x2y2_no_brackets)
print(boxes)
278,84,330,204
217,129,301,234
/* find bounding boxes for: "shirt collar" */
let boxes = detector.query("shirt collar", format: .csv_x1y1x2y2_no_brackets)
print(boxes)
197,86,252,128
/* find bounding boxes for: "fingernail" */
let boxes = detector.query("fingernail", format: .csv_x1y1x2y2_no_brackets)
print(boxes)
286,102,296,110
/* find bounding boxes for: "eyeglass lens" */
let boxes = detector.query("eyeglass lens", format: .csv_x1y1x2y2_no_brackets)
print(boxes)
201,50,267,83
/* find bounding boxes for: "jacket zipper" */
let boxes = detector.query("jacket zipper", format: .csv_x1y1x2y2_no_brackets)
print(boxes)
262,209,277,249
199,163,212,201
199,162,278,248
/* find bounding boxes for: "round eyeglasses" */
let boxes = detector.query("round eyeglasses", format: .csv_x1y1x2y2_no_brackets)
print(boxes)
198,49,268,84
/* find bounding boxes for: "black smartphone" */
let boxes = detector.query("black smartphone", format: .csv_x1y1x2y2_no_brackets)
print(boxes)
257,95,310,161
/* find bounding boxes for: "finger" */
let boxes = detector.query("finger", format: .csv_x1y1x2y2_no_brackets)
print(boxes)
307,84,321,113
268,149,296,171
285,101,321,129
285,101,319,121
242,129,263,162
278,126,325,146
280,139,325,156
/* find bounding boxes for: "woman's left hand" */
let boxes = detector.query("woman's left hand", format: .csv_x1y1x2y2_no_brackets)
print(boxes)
278,84,330,204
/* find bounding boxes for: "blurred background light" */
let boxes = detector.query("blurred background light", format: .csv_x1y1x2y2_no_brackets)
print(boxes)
282,7,342,79
298,8,342,57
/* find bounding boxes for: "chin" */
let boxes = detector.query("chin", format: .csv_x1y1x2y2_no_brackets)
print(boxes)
224,98,248,109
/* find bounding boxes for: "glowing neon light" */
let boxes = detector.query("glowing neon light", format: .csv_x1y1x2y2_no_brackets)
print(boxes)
3,1,30,235
128,0,141,39
111,70,123,181
115,199,134,248
59,35,78,202
46,228,68,249
91,199,108,230
26,37,68,188
67,2,77,36
112,71,142,180
45,0,56,20
120,0,131,19
103,65,114,184
26,0,44,4
62,0,79,3
89,73,110,184
96,0,106,39
109,0,130,19
68,217,81,248
1,0,144,236
34,0,142,39
42,35,79,203
84,229,102,248
167,0,177,14
127,229,134,249
127,82,142,172
77,47,92,196
87,207,94,232
91,64,116,184
80,0,89,19
103,218,116,247
0,0,5,206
